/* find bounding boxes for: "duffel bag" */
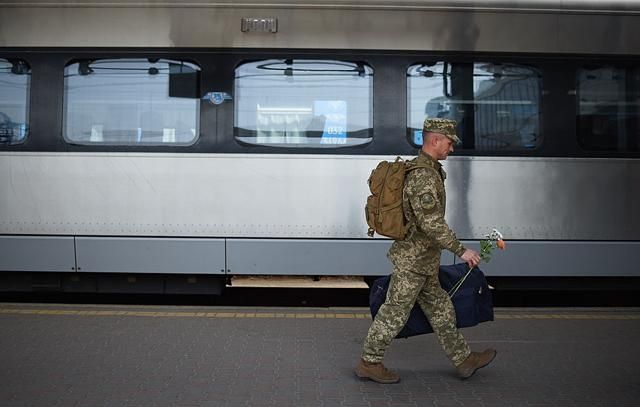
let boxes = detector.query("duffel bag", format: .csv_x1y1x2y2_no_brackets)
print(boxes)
369,263,494,338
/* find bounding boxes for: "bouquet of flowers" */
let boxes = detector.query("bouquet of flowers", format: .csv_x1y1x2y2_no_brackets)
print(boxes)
479,228,506,263
448,228,506,297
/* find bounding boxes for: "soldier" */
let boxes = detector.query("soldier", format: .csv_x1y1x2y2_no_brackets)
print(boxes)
355,118,497,382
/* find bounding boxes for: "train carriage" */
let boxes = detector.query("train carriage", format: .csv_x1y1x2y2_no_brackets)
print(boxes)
1,0,639,293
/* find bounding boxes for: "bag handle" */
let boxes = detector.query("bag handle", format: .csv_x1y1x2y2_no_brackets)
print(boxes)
448,265,474,298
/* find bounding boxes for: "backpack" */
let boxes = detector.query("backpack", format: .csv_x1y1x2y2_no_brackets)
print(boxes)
365,157,427,240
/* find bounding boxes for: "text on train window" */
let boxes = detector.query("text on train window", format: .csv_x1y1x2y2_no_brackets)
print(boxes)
234,59,373,148
63,58,200,145
407,62,542,151
577,66,640,151
0,58,30,145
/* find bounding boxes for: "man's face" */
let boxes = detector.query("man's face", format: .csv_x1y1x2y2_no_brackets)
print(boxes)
434,133,455,160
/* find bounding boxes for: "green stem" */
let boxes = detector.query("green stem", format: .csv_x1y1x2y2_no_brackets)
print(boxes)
448,242,493,298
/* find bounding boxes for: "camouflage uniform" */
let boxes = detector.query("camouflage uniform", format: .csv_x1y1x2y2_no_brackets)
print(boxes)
361,119,471,367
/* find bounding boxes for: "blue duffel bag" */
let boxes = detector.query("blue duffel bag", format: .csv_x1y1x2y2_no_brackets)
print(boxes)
369,263,494,338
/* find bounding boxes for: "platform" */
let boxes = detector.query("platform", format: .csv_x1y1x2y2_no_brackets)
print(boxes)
1,304,639,406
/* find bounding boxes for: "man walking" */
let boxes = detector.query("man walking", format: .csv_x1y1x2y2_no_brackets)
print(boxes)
356,118,496,382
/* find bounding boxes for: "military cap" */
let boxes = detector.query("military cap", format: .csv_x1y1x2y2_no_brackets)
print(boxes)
423,118,460,144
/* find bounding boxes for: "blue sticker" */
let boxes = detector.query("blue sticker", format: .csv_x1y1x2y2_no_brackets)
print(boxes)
314,100,347,143
413,130,423,145
202,92,232,105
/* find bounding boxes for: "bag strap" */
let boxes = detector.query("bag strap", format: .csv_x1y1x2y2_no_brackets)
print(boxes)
448,265,474,298
405,163,431,173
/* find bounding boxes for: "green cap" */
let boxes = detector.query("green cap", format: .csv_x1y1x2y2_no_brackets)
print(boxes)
423,118,460,144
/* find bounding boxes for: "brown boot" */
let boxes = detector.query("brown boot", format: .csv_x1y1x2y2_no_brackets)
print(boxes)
355,359,400,384
456,349,497,379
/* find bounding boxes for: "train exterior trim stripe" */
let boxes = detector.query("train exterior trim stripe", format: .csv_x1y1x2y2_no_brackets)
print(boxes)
1,235,638,277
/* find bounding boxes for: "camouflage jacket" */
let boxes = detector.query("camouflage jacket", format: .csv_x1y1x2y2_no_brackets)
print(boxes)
388,151,466,266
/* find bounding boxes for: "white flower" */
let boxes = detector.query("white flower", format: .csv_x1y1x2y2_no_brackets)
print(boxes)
486,228,504,242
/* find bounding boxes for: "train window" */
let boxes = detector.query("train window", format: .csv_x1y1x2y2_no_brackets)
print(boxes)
407,62,542,151
63,58,200,145
577,66,640,151
0,58,30,145
234,59,373,148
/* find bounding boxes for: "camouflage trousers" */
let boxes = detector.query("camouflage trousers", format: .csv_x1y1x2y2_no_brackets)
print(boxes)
361,259,471,366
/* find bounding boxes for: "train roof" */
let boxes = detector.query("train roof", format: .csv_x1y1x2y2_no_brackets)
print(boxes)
1,0,639,54
1,1,640,13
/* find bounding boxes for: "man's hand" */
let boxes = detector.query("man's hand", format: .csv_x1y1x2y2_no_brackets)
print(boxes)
460,249,481,269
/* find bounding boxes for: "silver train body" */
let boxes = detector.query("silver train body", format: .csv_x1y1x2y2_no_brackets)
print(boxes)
1,1,639,290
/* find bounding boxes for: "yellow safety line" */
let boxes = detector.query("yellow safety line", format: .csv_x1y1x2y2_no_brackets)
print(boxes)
1,308,640,320
496,314,640,320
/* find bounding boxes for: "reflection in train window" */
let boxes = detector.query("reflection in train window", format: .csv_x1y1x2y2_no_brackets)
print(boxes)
577,66,640,151
0,58,30,145
63,58,200,145
407,62,542,150
234,59,373,148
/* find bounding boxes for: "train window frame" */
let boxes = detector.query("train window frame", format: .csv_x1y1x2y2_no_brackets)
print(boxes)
0,58,31,145
62,57,202,147
406,61,543,152
576,64,640,152
233,58,374,149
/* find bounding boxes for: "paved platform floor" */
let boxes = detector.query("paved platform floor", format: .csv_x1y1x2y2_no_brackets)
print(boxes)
1,304,639,407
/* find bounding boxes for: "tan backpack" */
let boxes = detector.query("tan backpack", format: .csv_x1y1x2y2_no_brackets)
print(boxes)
365,157,427,240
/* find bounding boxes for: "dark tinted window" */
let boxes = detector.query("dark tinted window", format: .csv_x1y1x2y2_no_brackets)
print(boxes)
577,66,640,151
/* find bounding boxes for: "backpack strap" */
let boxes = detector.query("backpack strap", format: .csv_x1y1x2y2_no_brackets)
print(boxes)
401,162,433,237
406,163,431,173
